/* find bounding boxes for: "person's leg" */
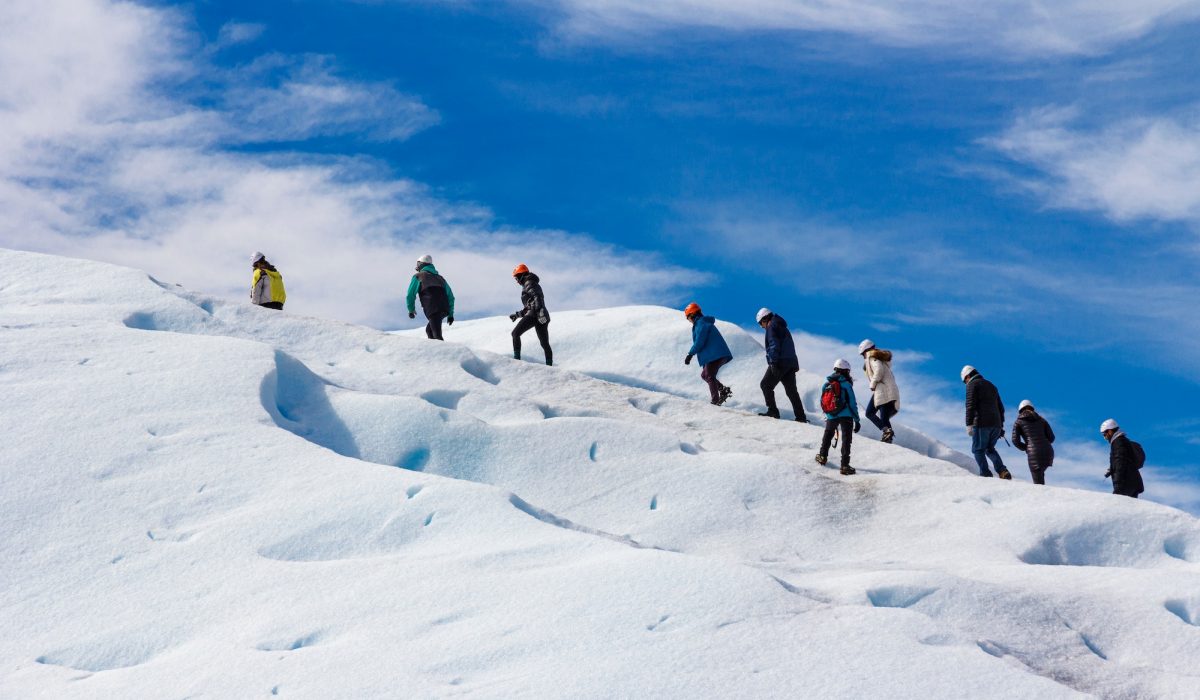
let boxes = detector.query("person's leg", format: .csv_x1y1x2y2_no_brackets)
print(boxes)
971,428,992,476
1031,467,1045,485
760,366,781,416
985,428,1008,473
260,301,283,310
780,369,806,421
839,418,853,467
535,322,553,365
819,421,836,461
431,315,444,340
701,360,722,403
879,401,897,431
512,316,536,358
865,395,884,431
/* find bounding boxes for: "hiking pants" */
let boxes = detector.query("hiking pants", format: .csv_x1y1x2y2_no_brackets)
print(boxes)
865,397,897,432
820,417,854,468
258,301,284,310
700,356,731,403
971,426,1007,476
760,365,806,421
1030,467,1046,485
513,316,552,365
425,313,445,341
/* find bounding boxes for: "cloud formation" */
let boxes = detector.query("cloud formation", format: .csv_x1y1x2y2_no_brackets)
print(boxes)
0,0,701,328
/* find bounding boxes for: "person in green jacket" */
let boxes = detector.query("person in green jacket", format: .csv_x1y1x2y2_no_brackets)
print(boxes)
406,254,455,340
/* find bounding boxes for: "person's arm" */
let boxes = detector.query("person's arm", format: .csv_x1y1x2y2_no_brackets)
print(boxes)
445,279,455,318
1012,422,1027,451
688,321,711,357
995,385,1005,430
965,381,977,427
405,275,420,314
1045,421,1056,444
251,270,266,304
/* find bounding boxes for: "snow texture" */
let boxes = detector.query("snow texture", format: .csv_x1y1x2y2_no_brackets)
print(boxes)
2,249,1199,698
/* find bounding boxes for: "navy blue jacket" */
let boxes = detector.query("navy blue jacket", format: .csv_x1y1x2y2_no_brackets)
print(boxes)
688,315,733,366
763,315,800,371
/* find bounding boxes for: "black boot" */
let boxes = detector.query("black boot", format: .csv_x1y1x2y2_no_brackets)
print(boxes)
840,464,856,475
814,454,828,466
881,428,894,443
758,408,780,419
717,385,732,405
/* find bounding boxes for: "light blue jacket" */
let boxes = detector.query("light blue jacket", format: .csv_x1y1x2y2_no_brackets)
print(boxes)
822,372,860,423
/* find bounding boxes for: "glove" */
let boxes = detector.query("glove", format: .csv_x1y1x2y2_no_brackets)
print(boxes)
684,354,693,366
1104,469,1113,479
408,311,416,319
447,316,454,325
854,422,861,434
967,426,975,436
509,313,519,322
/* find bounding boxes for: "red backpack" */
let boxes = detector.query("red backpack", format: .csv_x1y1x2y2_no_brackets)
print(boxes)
821,379,845,414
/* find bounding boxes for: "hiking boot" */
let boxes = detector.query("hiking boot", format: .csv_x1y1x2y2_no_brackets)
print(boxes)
840,465,856,476
716,386,733,406
881,428,894,443
795,416,808,424
998,469,1013,480
758,409,780,419
814,454,828,466
513,352,521,361
979,471,994,478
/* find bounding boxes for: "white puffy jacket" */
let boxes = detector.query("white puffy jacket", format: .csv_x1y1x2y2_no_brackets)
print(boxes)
863,349,900,409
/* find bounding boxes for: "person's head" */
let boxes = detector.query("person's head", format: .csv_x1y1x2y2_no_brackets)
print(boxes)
858,339,876,356
755,307,773,328
833,358,851,376
415,254,433,272
960,365,978,384
1101,418,1119,442
1019,400,1035,414
684,302,702,323
512,263,529,283
251,251,267,268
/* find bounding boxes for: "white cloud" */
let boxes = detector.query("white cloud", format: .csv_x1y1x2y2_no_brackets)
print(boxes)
523,0,1200,57
216,21,266,49
0,0,702,329
989,107,1200,225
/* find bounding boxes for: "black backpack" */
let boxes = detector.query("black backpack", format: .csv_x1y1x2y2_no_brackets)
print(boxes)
1130,440,1146,470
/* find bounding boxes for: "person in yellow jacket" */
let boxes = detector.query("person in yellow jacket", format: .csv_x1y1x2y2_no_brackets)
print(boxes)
250,252,287,310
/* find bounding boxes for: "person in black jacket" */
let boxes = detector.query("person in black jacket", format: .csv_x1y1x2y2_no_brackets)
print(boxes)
1101,419,1145,498
405,255,455,340
1012,400,1055,485
961,365,1012,479
755,307,806,422
509,263,552,366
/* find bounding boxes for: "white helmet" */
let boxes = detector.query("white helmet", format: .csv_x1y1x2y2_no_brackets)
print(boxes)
417,254,433,265
858,339,876,355
251,251,265,264
833,358,851,371
1019,400,1034,412
1100,418,1119,433
755,307,773,323
960,365,976,382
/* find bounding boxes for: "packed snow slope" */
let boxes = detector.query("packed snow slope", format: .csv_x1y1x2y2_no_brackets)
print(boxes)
2,249,1199,699
418,307,972,469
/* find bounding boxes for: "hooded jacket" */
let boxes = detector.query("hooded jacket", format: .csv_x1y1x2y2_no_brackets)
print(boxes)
821,371,860,423
1012,409,1055,471
965,374,1004,428
763,314,800,371
688,315,733,367
406,264,455,319
862,348,900,409
1108,431,1145,497
515,273,550,325
251,264,286,306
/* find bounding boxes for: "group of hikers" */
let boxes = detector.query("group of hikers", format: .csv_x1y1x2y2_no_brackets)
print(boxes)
249,252,1146,498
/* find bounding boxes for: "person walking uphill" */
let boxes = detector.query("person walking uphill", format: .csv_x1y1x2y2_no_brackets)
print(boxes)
859,339,899,443
962,365,1012,480
509,264,552,365
683,303,733,406
250,252,286,310
815,359,860,476
406,255,455,340
1101,419,1145,498
1012,400,1055,485
756,308,806,422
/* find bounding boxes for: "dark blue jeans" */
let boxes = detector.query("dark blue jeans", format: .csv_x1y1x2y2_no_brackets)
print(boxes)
971,426,1006,476
865,397,897,432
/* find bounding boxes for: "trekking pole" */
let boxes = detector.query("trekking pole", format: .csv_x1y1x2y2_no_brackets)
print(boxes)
832,432,839,449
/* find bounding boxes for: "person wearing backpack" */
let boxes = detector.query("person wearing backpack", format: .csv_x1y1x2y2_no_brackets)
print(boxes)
858,339,899,443
1101,419,1145,498
1012,400,1055,485
683,302,733,406
406,255,455,340
962,365,1013,480
756,307,806,422
509,264,553,365
815,359,860,476
250,252,287,310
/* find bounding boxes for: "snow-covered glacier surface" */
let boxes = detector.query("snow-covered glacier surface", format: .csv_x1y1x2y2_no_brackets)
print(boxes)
2,249,1198,699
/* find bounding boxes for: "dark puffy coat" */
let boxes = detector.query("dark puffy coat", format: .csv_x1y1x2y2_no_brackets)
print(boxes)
1012,409,1055,471
763,314,799,371
965,375,1004,428
516,273,550,325
1109,432,1145,497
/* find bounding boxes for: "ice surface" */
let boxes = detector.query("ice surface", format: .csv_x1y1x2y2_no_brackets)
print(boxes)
2,249,1198,698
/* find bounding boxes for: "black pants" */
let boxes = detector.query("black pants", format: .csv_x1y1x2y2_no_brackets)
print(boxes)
865,398,897,432
425,313,445,341
1030,468,1046,485
258,301,284,310
819,417,854,467
513,316,552,365
760,365,805,421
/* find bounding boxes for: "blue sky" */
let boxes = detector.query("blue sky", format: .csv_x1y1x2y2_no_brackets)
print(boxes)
1,0,1197,509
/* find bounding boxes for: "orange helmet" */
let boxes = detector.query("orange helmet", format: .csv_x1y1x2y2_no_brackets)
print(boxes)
683,302,702,318
512,263,529,277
